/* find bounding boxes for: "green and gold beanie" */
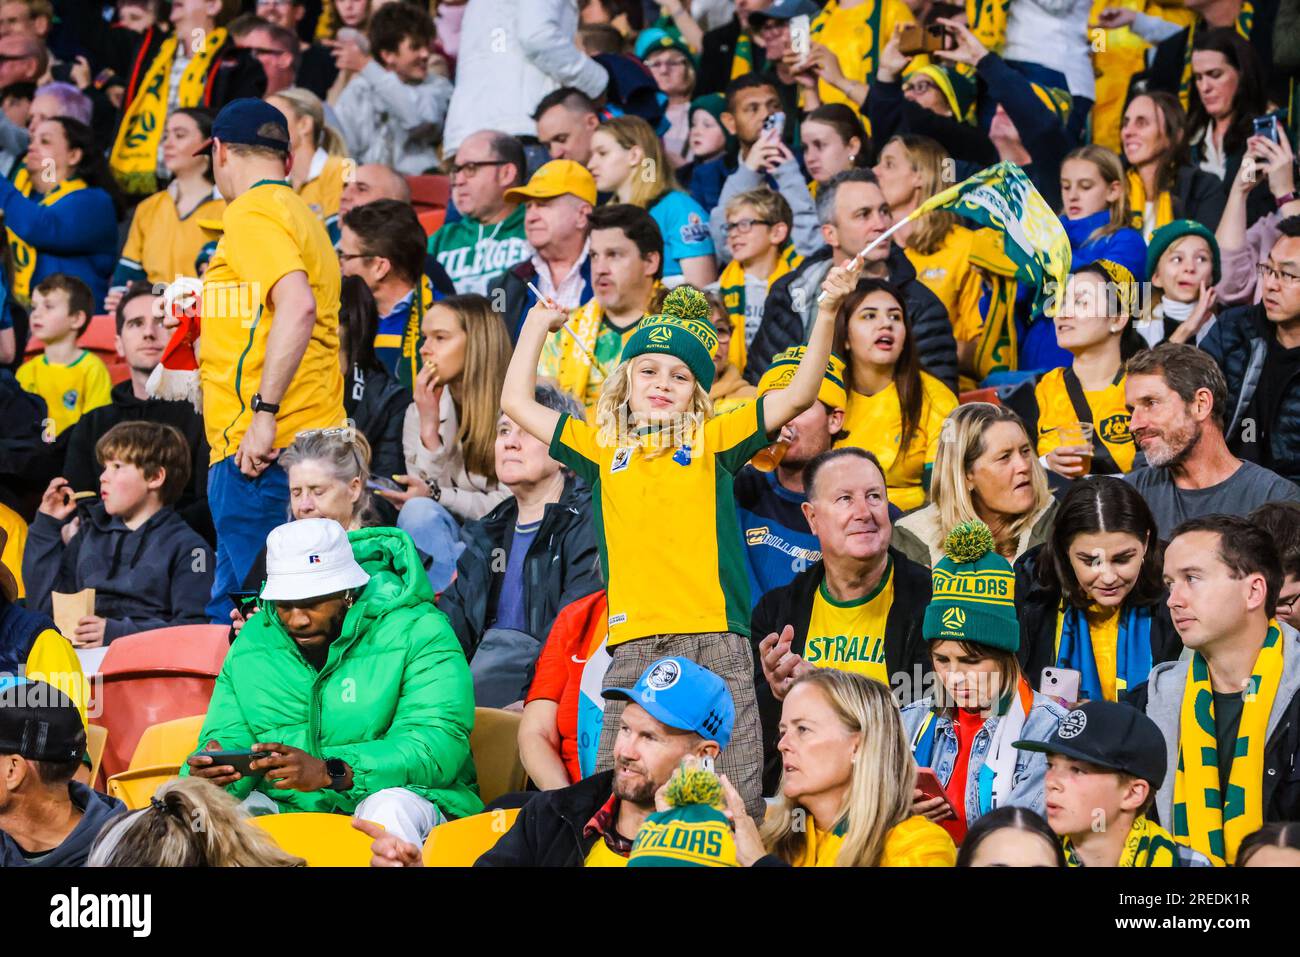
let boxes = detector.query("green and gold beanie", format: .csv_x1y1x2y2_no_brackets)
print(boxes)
908,64,977,124
621,285,719,390
628,764,738,867
922,520,1020,654
1075,258,1140,319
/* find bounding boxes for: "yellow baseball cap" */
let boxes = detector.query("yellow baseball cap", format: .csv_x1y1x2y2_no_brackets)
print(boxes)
504,160,597,206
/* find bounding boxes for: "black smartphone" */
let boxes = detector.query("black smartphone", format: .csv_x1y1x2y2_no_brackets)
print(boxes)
201,748,272,777
366,476,404,493
227,590,260,612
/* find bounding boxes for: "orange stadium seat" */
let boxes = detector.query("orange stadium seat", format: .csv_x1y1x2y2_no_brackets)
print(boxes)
470,707,527,805
959,387,1001,406
252,813,380,867
423,808,520,866
407,174,450,236
91,625,229,778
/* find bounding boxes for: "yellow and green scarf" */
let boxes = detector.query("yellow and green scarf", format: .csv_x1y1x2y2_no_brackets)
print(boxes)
730,32,755,81
109,28,228,196
1178,2,1253,109
1062,815,1183,867
968,229,1019,388
8,178,86,306
717,244,801,373
1127,169,1175,239
1173,621,1284,866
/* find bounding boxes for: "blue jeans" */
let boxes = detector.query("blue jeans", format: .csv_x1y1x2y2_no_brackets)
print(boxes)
397,497,465,595
206,456,290,622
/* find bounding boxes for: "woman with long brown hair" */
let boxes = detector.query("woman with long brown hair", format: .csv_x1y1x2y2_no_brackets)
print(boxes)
831,278,957,512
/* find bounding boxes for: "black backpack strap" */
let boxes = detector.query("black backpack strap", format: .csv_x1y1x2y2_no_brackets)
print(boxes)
1062,368,1121,475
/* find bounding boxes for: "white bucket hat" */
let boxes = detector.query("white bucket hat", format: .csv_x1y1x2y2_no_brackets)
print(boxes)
260,518,370,602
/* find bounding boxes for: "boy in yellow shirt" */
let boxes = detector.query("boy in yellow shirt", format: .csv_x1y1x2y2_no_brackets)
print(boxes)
16,275,111,439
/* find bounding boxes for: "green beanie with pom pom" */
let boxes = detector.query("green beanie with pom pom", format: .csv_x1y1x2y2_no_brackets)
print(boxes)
627,762,737,867
620,285,719,390
922,520,1020,654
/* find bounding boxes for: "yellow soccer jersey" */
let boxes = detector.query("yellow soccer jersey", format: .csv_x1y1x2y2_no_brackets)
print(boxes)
118,187,226,285
836,372,957,511
810,0,920,114
16,351,112,437
905,225,984,344
200,179,346,465
1035,367,1135,473
298,151,347,235
550,399,772,645
804,561,895,686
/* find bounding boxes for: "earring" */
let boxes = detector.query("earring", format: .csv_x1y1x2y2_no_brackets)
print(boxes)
849,154,856,162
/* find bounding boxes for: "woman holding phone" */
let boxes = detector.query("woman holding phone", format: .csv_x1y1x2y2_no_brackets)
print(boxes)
900,520,1066,844
1015,477,1180,703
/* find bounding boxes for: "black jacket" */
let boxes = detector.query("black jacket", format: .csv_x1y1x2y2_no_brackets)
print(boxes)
695,17,769,96
1169,163,1229,232
866,78,999,172
1202,303,1300,483
0,782,126,867
486,256,593,343
437,475,602,657
343,363,410,489
63,380,213,544
745,245,959,390
750,549,933,794
1013,544,1183,685
475,769,613,866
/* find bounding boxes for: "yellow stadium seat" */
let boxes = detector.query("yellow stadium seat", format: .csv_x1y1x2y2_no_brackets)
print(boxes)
470,708,527,805
422,808,520,866
251,813,380,867
128,713,206,769
106,766,180,810
85,723,108,788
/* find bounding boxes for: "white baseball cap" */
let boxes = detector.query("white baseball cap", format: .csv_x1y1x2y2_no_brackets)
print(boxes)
260,518,370,602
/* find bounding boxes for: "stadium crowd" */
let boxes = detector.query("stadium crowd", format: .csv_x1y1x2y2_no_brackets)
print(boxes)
2,0,1300,870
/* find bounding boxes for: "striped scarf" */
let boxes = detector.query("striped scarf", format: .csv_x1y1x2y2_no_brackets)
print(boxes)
1178,3,1253,108
8,179,86,306
717,244,801,373
1127,169,1175,240
1173,622,1284,866
110,28,227,196
1063,815,1183,867
1055,602,1153,702
968,230,1018,386
730,32,755,81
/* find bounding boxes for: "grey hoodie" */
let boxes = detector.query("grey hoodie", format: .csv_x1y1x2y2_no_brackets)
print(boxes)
1142,626,1300,829
23,504,213,643
0,782,126,866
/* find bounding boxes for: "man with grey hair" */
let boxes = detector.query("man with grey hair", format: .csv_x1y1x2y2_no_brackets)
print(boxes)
437,383,601,706
744,168,958,389
1125,342,1300,540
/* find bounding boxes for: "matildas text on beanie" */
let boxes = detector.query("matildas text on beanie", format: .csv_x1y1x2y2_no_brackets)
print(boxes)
922,520,1020,654
627,763,738,867
620,286,720,391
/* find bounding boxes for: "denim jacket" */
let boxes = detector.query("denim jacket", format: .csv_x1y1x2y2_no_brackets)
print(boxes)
900,693,1066,825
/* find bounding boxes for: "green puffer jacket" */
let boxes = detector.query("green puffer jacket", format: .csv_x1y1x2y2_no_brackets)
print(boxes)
185,527,482,820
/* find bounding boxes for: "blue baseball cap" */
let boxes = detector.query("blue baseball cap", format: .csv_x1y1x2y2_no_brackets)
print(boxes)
194,97,291,156
603,657,735,749
750,0,820,25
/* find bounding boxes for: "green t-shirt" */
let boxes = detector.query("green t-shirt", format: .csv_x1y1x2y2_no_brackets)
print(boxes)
426,204,529,295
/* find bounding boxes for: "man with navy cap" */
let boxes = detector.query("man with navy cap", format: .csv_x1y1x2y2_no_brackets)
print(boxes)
195,97,346,625
0,678,124,867
359,656,736,867
1015,700,1211,867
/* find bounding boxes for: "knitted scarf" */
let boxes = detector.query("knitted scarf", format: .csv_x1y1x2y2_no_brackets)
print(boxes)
1173,622,1284,866
1055,602,1153,702
1062,815,1183,867
730,31,755,81
1127,169,1175,239
8,179,85,306
717,244,801,373
110,29,228,196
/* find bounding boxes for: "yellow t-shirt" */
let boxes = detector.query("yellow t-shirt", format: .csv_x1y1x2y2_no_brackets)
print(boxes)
298,152,347,235
16,350,112,438
810,0,920,115
1053,604,1121,702
804,560,895,686
549,400,770,645
118,187,226,285
584,837,630,867
0,502,27,599
836,372,957,512
1034,367,1136,473
798,814,956,866
905,225,984,344
200,179,346,465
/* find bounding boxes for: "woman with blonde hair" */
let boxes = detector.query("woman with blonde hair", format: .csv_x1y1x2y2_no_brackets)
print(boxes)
892,403,1056,567
586,115,717,287
267,87,350,239
874,134,1016,391
86,777,305,867
723,669,956,867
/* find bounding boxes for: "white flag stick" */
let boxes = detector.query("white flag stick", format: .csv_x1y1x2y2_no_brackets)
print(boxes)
526,280,598,364
816,212,920,302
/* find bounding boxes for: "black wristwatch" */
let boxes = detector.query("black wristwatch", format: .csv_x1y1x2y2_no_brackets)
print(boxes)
325,758,349,791
251,393,280,415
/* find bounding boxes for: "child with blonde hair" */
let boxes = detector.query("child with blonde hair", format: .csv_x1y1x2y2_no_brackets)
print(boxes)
501,267,859,818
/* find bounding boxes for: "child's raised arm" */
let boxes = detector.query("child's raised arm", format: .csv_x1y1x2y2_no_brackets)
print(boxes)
761,260,861,431
501,301,572,442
